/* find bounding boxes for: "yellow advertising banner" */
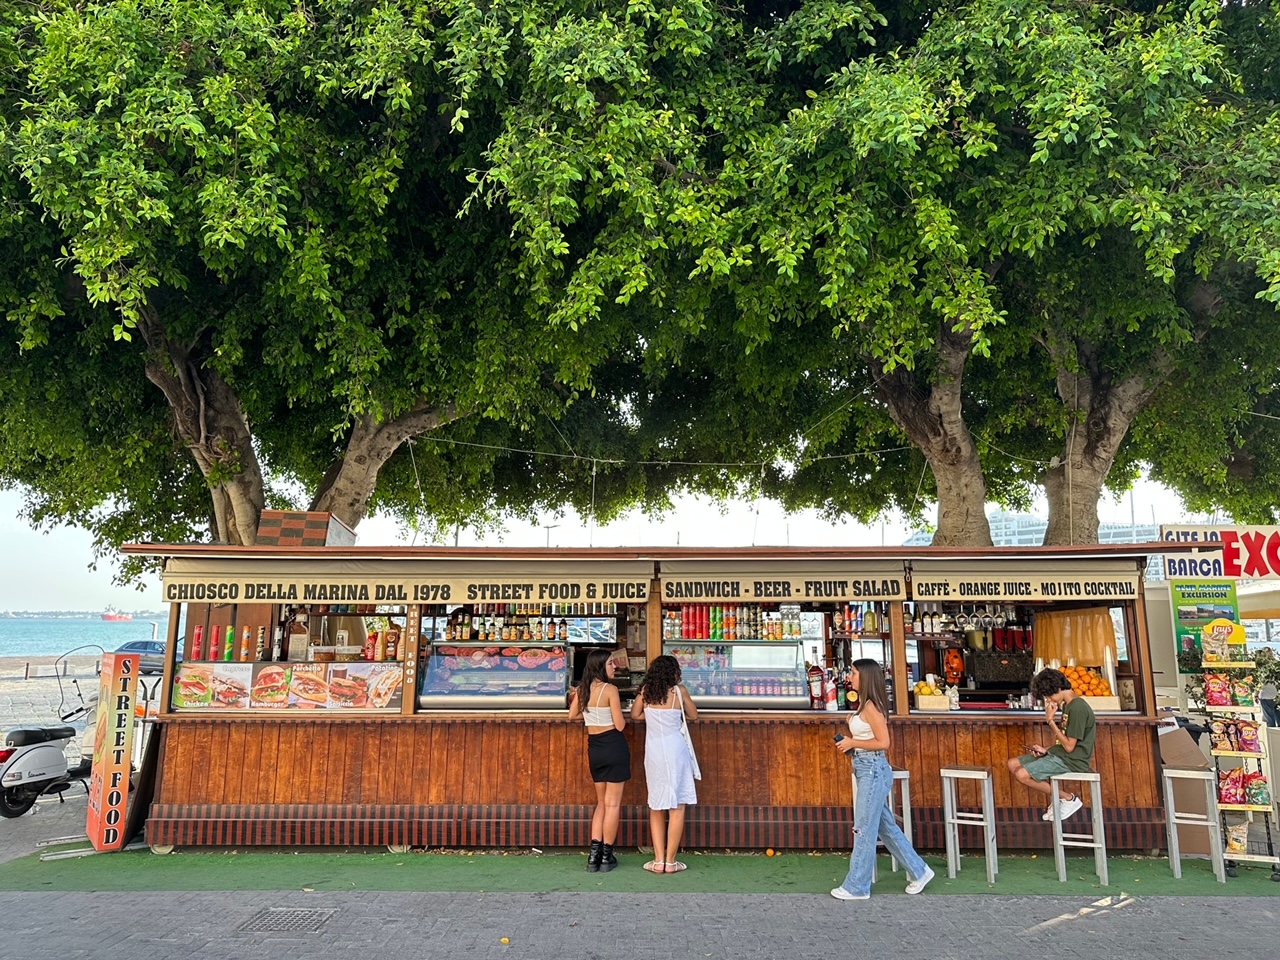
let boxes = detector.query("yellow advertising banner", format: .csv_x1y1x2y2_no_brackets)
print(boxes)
86,653,139,852
161,558,654,606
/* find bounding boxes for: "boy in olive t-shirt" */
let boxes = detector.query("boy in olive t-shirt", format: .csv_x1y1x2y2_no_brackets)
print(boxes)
1006,668,1097,822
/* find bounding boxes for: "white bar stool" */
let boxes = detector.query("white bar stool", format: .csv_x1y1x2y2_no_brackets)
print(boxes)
940,765,998,884
1049,772,1108,885
1161,766,1226,883
849,767,913,880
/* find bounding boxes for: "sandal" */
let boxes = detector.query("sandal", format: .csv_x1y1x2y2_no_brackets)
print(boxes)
664,861,688,873
642,860,664,873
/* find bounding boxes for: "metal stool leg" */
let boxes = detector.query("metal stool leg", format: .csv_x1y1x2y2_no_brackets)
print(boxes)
982,771,998,883
943,776,959,878
1089,780,1108,886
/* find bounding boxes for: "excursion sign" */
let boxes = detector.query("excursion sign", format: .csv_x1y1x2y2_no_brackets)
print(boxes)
1161,525,1280,580
912,573,1140,602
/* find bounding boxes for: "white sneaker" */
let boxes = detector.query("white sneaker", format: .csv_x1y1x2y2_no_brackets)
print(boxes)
1042,805,1055,822
830,887,870,901
905,866,935,895
1058,795,1084,820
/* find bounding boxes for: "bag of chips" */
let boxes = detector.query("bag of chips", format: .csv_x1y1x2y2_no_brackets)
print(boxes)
1208,720,1231,751
1202,632,1230,662
1236,720,1263,755
1244,771,1271,806
1225,821,1250,853
1204,673,1232,706
1218,768,1246,805
1231,676,1256,707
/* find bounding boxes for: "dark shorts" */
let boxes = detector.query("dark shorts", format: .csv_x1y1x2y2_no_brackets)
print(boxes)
588,728,631,783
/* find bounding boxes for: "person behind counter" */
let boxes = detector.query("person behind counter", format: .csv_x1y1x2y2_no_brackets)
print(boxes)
631,654,700,874
1007,667,1097,822
831,658,934,901
568,648,630,872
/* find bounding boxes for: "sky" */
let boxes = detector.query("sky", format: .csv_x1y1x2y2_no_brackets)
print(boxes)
0,478,1193,611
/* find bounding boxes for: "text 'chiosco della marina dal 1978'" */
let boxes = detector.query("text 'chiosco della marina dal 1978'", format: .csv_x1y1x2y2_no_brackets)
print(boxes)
164,579,650,603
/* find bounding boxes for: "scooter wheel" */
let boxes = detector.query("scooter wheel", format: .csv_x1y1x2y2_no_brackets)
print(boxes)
387,844,411,854
149,844,175,856
0,788,39,818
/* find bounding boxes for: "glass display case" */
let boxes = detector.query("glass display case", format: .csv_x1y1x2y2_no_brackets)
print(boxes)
418,641,570,709
665,641,809,709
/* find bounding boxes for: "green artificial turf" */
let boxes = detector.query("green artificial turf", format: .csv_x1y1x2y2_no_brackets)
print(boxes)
0,846,1274,896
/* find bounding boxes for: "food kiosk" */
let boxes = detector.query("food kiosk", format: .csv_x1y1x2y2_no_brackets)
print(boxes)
126,540,1205,854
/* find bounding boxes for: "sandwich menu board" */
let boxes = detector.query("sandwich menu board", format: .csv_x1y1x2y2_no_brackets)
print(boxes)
172,662,404,711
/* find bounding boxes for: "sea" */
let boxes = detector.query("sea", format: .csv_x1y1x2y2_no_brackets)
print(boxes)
0,615,173,660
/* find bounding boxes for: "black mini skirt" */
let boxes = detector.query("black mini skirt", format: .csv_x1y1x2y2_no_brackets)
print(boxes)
587,728,632,783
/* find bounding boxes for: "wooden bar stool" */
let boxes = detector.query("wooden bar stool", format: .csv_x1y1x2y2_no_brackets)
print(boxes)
850,767,913,879
1049,772,1107,885
940,765,998,884
1162,766,1226,883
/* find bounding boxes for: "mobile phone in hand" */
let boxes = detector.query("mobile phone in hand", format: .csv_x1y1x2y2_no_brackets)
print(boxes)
834,734,846,742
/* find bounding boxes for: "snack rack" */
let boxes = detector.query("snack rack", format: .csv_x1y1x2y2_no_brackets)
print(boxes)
1202,658,1280,881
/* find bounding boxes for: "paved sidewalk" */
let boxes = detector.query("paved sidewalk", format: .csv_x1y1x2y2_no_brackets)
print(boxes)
0,887,1275,960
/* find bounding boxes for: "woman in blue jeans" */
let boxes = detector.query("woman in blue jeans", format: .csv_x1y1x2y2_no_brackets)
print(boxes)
831,658,935,900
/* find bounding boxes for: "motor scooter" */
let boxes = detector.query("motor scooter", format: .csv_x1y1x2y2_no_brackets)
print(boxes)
0,684,96,818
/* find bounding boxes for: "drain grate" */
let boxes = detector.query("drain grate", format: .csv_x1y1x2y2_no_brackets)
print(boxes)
239,908,337,933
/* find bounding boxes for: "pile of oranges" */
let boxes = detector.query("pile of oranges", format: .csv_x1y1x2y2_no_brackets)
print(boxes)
1063,665,1112,697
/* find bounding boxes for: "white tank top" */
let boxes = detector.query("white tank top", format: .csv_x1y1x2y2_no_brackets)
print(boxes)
846,709,875,743
582,682,614,726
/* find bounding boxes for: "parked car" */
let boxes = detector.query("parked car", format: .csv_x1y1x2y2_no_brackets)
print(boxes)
114,639,179,675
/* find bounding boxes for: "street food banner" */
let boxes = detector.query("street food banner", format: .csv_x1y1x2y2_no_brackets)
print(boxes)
1169,579,1240,655
658,560,906,602
910,560,1142,602
172,661,405,711
161,557,654,605
1161,525,1280,579
86,653,139,852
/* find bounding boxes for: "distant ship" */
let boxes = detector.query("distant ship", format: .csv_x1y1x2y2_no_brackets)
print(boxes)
101,607,133,622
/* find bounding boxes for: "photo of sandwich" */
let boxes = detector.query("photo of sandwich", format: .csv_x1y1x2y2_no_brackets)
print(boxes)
367,665,404,709
250,664,290,708
289,664,330,707
173,664,214,709
327,668,369,707
210,664,252,709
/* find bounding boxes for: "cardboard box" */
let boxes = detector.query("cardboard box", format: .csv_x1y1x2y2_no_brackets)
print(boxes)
1158,725,1212,856
914,694,952,711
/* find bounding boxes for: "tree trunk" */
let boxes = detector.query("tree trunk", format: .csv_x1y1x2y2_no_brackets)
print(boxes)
1041,338,1174,545
310,401,463,529
137,309,264,545
873,318,992,547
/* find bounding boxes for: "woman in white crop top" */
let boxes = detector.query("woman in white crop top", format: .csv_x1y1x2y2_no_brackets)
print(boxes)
830,659,934,902
568,648,630,872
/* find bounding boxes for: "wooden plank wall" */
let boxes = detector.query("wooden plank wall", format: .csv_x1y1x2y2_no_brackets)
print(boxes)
156,716,1160,811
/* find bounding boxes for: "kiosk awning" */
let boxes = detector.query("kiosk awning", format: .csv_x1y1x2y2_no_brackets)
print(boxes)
161,556,654,605
658,559,907,602
909,558,1143,603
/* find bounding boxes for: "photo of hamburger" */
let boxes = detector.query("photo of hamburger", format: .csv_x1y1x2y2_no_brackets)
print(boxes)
250,664,290,708
173,664,214,709
327,670,369,707
289,665,330,706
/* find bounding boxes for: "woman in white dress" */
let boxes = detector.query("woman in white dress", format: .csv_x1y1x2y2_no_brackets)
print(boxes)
631,655,699,873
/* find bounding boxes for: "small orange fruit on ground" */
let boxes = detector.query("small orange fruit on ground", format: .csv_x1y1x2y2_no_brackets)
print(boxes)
766,848,776,857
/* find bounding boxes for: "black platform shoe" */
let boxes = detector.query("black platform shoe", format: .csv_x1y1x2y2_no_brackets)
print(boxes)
598,843,618,873
586,839,604,872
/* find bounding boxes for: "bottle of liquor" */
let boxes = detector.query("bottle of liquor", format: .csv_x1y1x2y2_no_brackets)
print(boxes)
912,604,923,635
863,603,879,635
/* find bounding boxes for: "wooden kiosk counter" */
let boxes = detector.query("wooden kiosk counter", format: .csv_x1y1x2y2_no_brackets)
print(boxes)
125,542,1183,853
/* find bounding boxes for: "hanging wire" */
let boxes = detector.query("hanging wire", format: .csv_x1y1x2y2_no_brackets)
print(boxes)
406,438,428,547
589,459,597,548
